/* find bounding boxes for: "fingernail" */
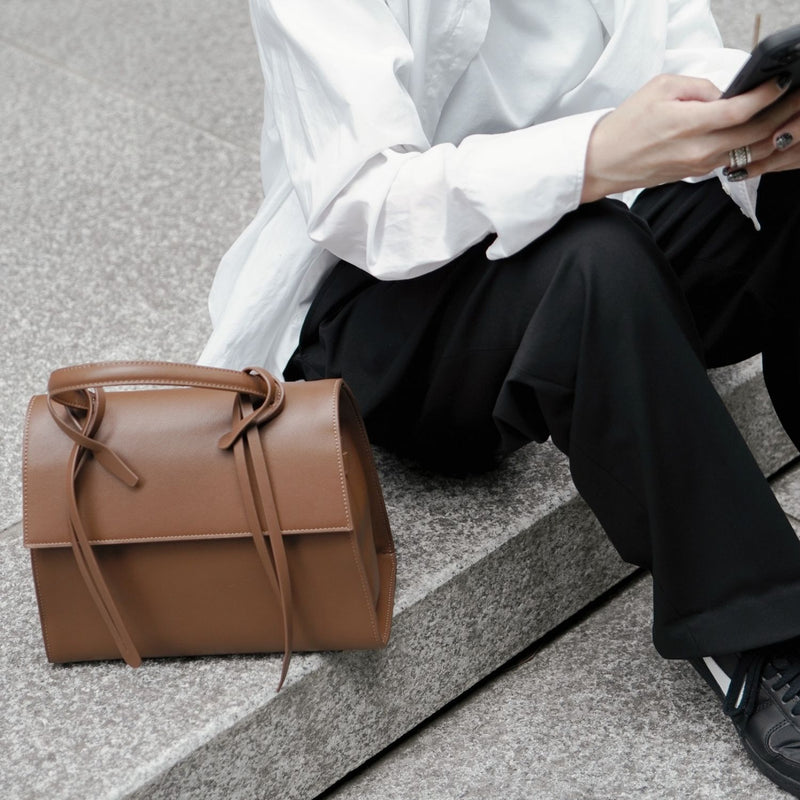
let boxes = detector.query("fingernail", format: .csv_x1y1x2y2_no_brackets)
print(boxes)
776,133,794,150
777,73,793,91
727,168,749,182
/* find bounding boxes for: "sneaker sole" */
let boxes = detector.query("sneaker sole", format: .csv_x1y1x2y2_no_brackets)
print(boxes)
689,657,800,798
740,735,800,799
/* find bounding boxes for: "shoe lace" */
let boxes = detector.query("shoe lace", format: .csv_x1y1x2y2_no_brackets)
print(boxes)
723,647,800,722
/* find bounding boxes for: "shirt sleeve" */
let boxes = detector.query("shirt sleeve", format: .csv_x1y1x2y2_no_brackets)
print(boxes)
252,0,610,280
662,0,760,229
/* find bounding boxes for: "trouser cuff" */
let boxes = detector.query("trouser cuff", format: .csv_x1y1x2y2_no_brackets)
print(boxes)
654,579,800,658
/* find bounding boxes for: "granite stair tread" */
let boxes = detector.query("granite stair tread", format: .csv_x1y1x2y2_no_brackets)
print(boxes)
1,358,796,799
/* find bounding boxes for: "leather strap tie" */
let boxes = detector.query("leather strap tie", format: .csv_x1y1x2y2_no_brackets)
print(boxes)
217,367,285,450
47,389,138,487
230,395,294,691
48,387,143,667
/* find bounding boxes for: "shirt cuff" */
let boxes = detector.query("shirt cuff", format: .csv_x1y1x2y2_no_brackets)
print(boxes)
714,167,761,231
454,108,614,260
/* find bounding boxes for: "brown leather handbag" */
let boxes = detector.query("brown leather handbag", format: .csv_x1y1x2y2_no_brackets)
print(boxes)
23,361,396,688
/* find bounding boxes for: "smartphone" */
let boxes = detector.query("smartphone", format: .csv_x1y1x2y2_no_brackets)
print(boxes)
722,23,800,98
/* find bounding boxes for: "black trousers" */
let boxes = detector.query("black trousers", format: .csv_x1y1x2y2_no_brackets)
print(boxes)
286,171,800,660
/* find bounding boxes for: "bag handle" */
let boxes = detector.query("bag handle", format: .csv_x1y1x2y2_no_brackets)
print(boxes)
48,361,285,452
48,360,277,410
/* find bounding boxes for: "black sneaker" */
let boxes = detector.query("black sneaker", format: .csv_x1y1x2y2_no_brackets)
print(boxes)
690,647,800,798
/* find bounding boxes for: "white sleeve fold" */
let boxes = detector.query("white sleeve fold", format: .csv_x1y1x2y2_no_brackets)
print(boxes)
310,109,612,277
253,0,609,281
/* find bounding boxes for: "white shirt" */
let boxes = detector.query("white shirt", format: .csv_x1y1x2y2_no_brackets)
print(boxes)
435,2,609,143
200,0,753,377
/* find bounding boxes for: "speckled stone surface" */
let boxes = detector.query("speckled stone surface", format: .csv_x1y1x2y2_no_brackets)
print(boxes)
0,0,263,150
0,41,261,530
708,358,799,478
711,0,798,51
321,572,794,800
1,446,632,800
774,467,800,522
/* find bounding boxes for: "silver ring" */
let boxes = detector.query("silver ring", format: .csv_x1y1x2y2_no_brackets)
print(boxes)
728,146,752,170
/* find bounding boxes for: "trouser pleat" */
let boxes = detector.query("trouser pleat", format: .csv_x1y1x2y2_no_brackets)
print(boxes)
287,173,800,658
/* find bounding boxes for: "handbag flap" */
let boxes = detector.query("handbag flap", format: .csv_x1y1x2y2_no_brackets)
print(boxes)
23,380,354,548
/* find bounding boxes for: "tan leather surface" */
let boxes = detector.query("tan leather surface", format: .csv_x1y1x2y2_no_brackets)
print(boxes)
30,538,395,662
25,384,354,546
23,361,396,672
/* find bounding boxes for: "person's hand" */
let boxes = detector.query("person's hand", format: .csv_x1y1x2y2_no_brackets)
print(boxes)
581,73,800,203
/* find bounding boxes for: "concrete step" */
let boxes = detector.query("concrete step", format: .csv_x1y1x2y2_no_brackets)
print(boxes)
322,469,800,800
321,390,800,800
1,357,796,800
319,564,797,800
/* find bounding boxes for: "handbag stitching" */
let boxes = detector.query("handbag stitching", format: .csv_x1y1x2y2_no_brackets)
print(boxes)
337,385,396,641
331,381,380,643
331,380,352,529
352,398,393,556
29,553,54,661
348,529,380,644
55,360,236,371
53,360,255,377
22,396,36,546
380,553,397,642
54,379,265,395
28,527,353,548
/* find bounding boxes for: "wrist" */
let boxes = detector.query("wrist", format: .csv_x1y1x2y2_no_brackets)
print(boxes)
581,111,628,203
580,171,617,204
581,157,629,203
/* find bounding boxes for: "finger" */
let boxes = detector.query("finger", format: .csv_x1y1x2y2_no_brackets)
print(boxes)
725,146,800,182
715,136,775,172
708,91,800,155
763,158,800,175
752,89,800,133
773,111,800,151
696,74,791,130
659,74,724,102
